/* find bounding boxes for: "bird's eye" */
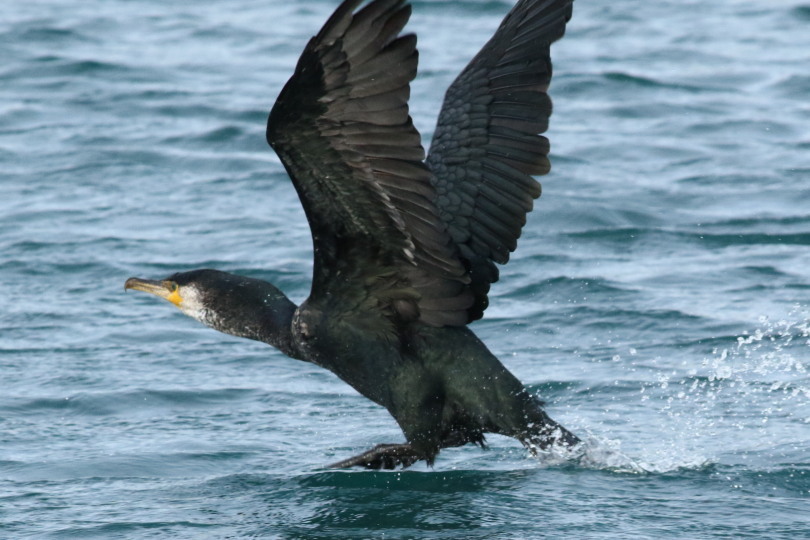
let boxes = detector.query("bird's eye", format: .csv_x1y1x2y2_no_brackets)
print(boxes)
171,282,179,292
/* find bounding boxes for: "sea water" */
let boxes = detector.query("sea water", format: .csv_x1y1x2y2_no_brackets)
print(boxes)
1,0,808,537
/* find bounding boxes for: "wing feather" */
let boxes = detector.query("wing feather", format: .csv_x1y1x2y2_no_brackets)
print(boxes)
426,0,573,321
267,0,472,326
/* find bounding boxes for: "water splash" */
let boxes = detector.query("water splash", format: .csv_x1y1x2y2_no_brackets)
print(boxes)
553,307,810,474
709,311,809,384
636,306,810,469
525,432,710,474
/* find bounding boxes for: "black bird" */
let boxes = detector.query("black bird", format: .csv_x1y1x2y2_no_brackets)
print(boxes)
125,0,578,469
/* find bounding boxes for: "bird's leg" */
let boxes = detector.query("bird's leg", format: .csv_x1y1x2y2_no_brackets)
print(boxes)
328,443,426,470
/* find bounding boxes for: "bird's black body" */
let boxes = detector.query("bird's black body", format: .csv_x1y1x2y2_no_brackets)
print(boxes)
126,0,578,469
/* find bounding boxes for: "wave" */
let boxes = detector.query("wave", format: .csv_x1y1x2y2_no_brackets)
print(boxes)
0,388,258,417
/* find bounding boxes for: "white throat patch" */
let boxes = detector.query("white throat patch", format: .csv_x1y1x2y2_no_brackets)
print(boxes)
176,285,217,326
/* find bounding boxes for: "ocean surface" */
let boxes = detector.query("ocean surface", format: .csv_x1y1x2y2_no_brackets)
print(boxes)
2,0,809,537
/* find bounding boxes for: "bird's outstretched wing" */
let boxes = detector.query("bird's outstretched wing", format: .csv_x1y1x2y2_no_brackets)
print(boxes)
266,0,472,327
426,0,574,321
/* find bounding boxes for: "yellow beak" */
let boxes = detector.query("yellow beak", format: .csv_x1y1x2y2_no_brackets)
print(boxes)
124,277,183,306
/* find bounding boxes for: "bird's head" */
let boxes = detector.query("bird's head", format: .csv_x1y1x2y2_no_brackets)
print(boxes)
125,269,221,323
124,269,296,343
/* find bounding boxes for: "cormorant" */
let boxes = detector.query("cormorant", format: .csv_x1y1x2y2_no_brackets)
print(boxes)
125,0,578,469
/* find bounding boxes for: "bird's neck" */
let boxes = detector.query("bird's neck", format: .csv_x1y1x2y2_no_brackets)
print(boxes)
252,298,302,360
203,283,302,360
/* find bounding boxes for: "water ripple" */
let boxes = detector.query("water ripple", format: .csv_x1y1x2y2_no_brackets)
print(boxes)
2,0,809,537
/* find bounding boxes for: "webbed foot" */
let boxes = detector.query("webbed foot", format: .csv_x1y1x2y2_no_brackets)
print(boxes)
328,443,425,470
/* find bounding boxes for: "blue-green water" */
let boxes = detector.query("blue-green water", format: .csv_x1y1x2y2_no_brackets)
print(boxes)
2,0,809,537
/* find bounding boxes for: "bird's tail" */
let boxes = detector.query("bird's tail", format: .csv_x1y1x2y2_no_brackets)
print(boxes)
516,394,581,452
524,416,580,452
